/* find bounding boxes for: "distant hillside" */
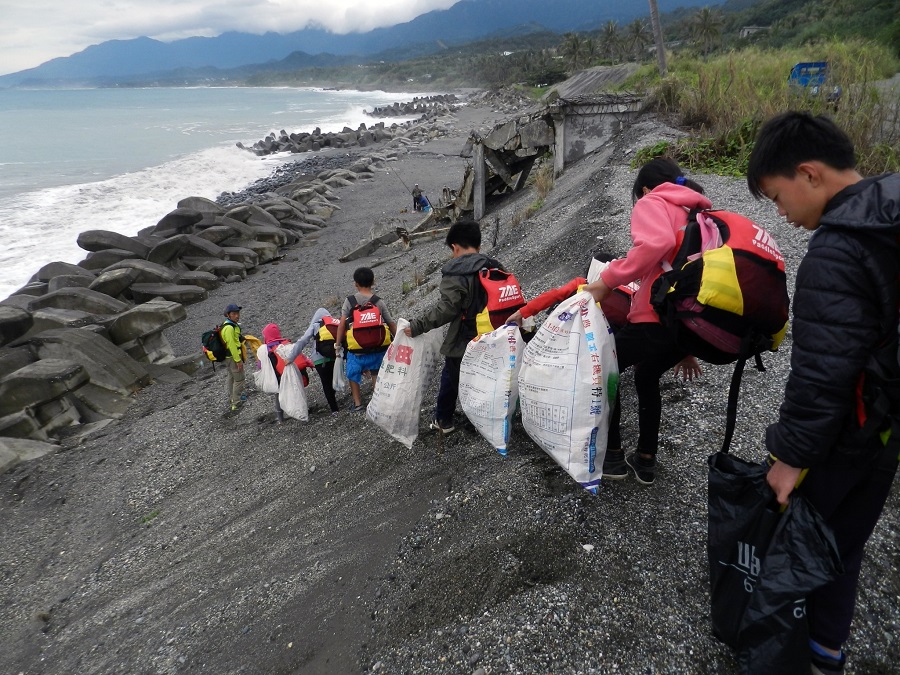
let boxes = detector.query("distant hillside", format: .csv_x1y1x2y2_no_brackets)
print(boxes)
0,0,724,88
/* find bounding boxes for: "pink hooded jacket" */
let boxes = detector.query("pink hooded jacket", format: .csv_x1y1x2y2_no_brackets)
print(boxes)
599,183,712,324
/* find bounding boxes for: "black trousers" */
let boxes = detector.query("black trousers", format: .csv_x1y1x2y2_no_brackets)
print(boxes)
607,322,687,455
799,444,898,649
315,360,339,412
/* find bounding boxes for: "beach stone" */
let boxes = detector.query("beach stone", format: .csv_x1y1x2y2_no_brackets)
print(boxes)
0,358,89,417
194,225,236,244
79,249,141,271
89,268,140,298
177,270,220,291
216,215,256,239
29,328,149,396
33,261,95,283
181,235,226,260
154,207,203,234
0,347,36,380
47,275,93,293
147,234,190,265
0,306,34,347
76,230,152,258
10,282,48,298
0,437,60,474
248,226,288,247
28,287,129,315
220,247,259,268
129,283,208,305
27,308,99,336
176,196,225,215
107,298,187,346
104,259,179,284
246,205,282,229
242,240,280,264
0,410,49,442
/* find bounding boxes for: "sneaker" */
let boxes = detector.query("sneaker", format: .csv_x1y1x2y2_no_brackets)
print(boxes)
625,451,657,486
810,646,846,674
429,420,455,435
349,403,365,413
602,449,628,480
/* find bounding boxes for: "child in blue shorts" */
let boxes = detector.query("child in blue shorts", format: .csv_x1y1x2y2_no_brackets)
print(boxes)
335,267,397,412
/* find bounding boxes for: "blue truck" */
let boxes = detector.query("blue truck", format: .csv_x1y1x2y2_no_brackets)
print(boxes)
788,61,842,105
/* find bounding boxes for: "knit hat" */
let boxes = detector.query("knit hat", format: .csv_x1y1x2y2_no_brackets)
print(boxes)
262,323,289,345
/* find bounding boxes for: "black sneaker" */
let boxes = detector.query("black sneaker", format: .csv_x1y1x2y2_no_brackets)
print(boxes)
811,649,846,674
602,449,628,480
625,451,657,486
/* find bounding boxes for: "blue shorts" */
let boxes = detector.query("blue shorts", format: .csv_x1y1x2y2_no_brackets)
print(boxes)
346,350,386,383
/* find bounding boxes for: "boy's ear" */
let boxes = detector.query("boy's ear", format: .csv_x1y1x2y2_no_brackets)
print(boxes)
796,161,824,187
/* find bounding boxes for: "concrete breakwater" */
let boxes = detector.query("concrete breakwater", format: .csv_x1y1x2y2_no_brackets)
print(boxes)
237,95,460,157
0,107,463,473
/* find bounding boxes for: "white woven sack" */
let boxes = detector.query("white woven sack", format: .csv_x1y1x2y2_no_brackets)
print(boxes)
255,344,280,394
333,354,349,394
366,318,444,449
459,324,524,455
517,291,619,493
278,363,309,421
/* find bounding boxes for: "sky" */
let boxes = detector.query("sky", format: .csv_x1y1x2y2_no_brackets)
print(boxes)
0,0,460,76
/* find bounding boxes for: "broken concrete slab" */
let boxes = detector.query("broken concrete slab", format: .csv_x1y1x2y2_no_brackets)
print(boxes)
28,287,129,315
0,306,33,347
77,229,152,258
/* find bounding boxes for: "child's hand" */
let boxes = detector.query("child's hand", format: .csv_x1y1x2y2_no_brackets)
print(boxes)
506,310,524,325
673,356,702,381
403,326,412,337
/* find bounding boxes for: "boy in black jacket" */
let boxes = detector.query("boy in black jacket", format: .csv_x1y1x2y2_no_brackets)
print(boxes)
747,111,899,674
405,219,512,434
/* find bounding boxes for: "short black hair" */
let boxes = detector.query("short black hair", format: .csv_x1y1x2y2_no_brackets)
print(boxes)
353,267,375,287
747,111,856,199
445,219,482,249
632,157,704,202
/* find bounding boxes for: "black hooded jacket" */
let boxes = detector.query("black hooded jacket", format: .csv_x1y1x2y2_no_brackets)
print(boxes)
766,172,900,467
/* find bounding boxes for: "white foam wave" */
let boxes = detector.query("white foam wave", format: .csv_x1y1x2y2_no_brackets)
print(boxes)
0,145,276,299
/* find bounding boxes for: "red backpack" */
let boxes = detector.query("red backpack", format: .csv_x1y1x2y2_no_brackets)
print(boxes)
345,295,392,353
468,267,526,335
314,315,340,359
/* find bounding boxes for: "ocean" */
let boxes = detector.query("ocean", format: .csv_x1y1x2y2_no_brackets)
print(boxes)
0,86,425,300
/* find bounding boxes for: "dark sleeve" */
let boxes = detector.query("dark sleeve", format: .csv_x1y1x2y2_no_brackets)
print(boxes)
409,274,468,336
766,234,887,467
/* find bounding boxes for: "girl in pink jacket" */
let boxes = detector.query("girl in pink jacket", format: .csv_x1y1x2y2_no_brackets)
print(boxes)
584,158,709,485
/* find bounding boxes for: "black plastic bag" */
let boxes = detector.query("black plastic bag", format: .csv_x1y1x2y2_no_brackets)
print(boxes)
708,451,843,674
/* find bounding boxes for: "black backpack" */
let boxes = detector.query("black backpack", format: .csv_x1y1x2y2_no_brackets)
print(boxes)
201,325,229,362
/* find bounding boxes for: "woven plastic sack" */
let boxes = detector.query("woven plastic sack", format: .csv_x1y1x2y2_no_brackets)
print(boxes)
278,363,309,421
517,291,619,493
255,344,280,394
366,318,444,449
459,324,524,455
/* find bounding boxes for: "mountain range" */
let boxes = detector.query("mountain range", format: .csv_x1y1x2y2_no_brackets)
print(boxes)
0,0,725,88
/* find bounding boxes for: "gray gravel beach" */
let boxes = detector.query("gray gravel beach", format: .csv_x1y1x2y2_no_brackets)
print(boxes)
1,99,897,675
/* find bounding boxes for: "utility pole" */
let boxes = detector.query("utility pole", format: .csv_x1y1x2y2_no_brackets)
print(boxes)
648,0,668,77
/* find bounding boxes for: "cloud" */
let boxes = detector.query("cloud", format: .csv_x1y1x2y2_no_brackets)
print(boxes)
0,0,459,76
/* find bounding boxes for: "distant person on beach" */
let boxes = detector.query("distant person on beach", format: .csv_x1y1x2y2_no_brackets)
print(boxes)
335,267,397,413
412,184,425,211
286,308,341,414
404,219,520,435
746,111,900,675
221,303,247,414
579,158,709,486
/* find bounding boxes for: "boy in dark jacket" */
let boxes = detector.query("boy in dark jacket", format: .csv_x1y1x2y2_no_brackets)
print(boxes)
747,111,899,675
405,219,513,434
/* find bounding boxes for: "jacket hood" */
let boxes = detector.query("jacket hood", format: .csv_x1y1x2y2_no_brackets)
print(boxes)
441,252,501,276
263,323,289,345
646,182,713,211
821,173,900,232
